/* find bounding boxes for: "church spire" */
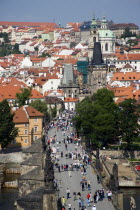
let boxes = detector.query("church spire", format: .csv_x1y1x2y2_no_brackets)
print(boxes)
90,15,97,29
101,16,107,29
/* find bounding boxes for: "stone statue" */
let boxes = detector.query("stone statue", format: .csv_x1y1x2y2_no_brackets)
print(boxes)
110,163,119,191
130,196,136,210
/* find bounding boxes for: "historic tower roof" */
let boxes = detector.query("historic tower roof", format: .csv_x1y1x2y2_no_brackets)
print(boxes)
92,42,103,65
62,64,75,85
90,16,97,30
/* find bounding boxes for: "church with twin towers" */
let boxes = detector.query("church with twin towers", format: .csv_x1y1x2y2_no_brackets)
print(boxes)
81,16,116,93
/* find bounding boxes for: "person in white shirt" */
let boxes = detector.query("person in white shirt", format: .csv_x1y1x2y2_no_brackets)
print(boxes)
92,204,96,210
68,203,72,210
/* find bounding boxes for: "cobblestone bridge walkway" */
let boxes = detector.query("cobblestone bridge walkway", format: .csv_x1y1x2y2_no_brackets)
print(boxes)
48,117,115,210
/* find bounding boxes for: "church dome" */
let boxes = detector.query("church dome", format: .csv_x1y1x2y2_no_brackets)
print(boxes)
99,29,115,38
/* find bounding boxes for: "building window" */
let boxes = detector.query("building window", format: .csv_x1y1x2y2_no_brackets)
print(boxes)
116,77,118,79
93,37,96,42
69,90,71,93
51,81,53,84
34,126,38,132
34,118,38,123
34,136,38,141
25,130,28,134
24,139,28,144
129,77,131,79
105,43,108,51
75,90,77,93
122,77,124,79
25,123,28,127
69,95,71,97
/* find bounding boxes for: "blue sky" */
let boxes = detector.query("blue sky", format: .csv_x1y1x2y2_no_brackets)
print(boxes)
1,0,140,27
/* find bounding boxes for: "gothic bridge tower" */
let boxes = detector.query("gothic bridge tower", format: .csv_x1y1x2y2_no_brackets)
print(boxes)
88,42,107,93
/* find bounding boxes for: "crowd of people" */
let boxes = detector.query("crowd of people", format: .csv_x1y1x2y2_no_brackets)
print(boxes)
45,110,113,210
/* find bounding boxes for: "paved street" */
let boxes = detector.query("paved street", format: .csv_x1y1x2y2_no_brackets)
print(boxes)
48,119,115,210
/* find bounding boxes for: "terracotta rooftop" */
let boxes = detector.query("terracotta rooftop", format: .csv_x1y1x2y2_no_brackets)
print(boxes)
112,72,140,81
64,97,79,102
13,106,43,123
13,106,29,123
26,106,44,117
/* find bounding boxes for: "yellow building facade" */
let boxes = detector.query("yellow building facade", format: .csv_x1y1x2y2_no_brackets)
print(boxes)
13,106,44,147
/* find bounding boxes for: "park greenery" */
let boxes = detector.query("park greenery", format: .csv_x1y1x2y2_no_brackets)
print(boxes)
0,100,18,149
73,88,140,150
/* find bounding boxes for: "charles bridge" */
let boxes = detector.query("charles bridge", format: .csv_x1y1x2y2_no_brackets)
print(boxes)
16,136,57,210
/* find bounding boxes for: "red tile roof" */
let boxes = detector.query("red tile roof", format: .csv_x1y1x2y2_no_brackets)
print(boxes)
13,107,29,123
64,97,79,102
13,105,43,123
0,21,58,28
26,106,44,117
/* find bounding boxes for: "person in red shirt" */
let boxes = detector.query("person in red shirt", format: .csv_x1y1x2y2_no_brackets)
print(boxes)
87,193,90,200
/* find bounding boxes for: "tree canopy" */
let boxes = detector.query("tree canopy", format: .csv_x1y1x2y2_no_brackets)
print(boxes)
121,27,136,38
16,87,32,107
73,89,119,148
29,99,50,122
0,100,18,149
118,99,140,148
73,88,140,149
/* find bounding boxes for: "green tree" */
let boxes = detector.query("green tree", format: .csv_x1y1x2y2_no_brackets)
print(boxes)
118,99,140,148
73,89,119,148
121,27,136,38
0,100,18,149
29,99,50,122
12,43,21,54
51,107,57,118
16,88,32,107
0,32,10,43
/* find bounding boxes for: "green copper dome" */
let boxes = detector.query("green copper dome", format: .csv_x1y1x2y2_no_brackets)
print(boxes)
90,16,97,29
99,29,115,38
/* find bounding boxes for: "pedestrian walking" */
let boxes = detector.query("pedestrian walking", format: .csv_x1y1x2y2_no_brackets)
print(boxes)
92,204,96,210
65,143,67,150
86,198,90,207
66,188,70,199
73,192,76,201
61,196,66,207
107,190,112,201
68,171,72,177
97,175,100,183
93,193,97,203
58,165,61,173
90,192,93,203
68,202,72,210
61,151,63,158
87,180,91,190
82,182,85,191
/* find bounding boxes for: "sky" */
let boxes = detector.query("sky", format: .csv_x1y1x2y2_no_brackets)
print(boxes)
1,0,140,27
